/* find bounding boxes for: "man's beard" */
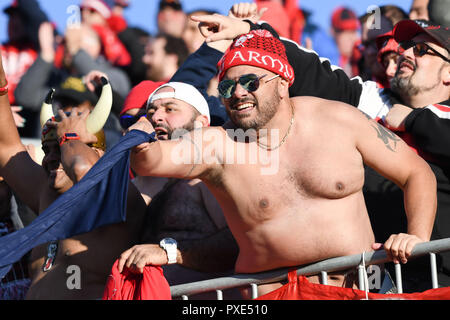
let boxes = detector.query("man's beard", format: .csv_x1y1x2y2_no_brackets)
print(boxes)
226,89,280,131
391,59,442,99
152,115,197,141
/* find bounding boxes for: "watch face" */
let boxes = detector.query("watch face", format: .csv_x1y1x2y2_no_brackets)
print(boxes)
161,238,177,246
162,238,177,245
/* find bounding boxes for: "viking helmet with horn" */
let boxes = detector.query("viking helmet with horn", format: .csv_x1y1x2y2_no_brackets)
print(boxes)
40,76,112,151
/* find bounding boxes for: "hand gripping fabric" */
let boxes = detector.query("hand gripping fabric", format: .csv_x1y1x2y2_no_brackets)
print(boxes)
0,130,156,279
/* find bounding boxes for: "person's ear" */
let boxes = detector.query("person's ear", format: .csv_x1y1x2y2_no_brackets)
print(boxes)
194,115,209,128
442,63,450,86
278,77,290,98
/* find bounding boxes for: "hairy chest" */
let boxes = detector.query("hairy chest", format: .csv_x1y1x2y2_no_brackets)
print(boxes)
149,181,219,240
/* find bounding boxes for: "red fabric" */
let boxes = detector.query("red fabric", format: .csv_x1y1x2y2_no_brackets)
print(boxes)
102,259,172,300
256,270,450,300
255,1,290,39
91,24,131,67
107,14,128,34
218,30,295,86
121,80,165,115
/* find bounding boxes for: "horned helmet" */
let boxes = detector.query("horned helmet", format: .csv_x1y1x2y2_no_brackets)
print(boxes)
40,77,112,151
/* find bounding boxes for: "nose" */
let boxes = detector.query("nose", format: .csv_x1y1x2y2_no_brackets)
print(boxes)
401,46,416,61
151,108,166,124
233,81,249,99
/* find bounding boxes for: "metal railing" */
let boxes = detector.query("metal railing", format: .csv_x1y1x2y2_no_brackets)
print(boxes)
170,238,450,299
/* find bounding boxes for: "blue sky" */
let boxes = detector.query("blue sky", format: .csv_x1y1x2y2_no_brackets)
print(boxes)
0,0,413,43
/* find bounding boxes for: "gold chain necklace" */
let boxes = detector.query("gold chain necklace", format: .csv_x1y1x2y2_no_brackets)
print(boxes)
257,104,295,151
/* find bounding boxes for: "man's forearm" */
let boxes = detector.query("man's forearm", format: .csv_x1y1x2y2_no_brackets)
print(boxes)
403,169,437,241
0,61,22,151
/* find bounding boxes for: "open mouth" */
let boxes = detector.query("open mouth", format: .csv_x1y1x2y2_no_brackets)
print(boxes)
155,127,169,140
233,102,256,113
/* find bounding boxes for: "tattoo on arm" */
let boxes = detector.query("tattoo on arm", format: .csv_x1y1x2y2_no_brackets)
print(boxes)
360,110,401,152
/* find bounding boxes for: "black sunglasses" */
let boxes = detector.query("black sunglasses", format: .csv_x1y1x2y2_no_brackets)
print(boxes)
398,41,450,63
218,73,280,99
119,114,146,130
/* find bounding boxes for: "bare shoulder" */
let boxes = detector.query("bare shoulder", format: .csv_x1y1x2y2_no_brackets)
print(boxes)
290,96,365,125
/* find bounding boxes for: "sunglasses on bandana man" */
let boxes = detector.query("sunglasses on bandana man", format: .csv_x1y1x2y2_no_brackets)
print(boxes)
398,41,450,63
218,73,280,99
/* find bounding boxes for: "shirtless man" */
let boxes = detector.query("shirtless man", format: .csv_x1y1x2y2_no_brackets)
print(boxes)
119,30,437,295
0,55,146,299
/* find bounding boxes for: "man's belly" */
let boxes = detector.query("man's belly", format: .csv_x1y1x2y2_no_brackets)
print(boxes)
232,195,375,274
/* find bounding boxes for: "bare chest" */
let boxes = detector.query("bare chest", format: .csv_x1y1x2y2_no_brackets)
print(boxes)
218,138,365,221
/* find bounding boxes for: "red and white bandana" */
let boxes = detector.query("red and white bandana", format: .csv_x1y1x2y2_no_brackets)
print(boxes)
218,30,295,86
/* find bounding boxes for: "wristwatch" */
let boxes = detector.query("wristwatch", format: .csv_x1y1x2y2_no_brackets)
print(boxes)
159,237,178,264
58,133,80,146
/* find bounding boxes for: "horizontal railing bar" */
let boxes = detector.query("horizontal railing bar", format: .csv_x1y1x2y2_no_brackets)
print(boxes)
170,238,450,297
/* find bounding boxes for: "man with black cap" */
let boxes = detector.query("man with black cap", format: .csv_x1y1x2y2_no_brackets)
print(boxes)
371,19,450,292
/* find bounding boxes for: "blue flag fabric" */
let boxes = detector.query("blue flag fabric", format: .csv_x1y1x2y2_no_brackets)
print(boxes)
0,130,156,279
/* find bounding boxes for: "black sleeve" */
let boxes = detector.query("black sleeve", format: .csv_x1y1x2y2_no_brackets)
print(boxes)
246,21,363,107
404,106,450,163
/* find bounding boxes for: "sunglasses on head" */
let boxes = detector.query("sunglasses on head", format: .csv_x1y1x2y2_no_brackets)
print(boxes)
119,113,146,130
218,73,280,99
398,41,450,63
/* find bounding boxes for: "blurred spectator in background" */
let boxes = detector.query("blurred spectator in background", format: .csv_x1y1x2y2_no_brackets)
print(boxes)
106,0,151,87
15,22,128,141
157,0,187,38
375,31,400,87
427,0,450,26
330,7,360,77
357,5,409,87
1,0,48,138
80,0,131,68
254,1,290,39
409,0,429,20
183,9,217,54
142,33,189,83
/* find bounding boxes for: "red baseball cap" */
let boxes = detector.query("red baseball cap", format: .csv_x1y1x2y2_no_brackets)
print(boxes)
121,81,165,116
376,31,399,64
331,7,360,31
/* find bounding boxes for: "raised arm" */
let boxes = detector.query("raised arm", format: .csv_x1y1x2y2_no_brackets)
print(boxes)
0,54,47,213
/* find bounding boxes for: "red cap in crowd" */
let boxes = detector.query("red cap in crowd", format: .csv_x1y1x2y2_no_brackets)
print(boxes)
331,7,360,31
120,81,165,116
